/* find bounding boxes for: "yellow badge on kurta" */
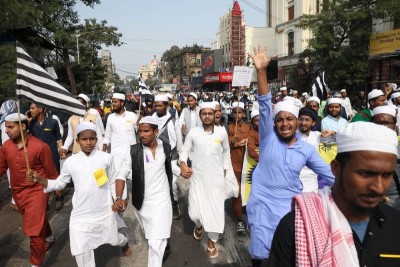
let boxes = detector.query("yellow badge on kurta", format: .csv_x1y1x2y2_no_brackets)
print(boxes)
214,139,222,144
94,168,108,187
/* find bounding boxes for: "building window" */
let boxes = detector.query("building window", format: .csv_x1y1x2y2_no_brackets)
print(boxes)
288,6,294,21
316,0,320,13
288,32,294,56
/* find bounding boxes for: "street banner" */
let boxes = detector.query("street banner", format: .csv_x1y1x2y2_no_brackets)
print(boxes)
232,66,253,87
317,143,337,164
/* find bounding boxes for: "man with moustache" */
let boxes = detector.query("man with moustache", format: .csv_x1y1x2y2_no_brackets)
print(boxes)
0,114,58,267
103,92,138,201
246,47,335,266
28,102,65,211
371,106,400,210
297,107,321,192
321,98,348,142
269,122,400,267
179,92,201,139
213,101,224,128
305,96,323,131
60,93,104,155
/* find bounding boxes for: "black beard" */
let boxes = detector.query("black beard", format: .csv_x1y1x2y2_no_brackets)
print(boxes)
278,134,296,143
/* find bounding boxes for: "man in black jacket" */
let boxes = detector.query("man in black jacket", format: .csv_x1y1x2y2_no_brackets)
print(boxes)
114,116,173,267
268,122,400,267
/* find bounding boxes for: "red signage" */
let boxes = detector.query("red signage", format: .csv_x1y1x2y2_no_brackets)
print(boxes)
203,72,233,84
219,72,233,83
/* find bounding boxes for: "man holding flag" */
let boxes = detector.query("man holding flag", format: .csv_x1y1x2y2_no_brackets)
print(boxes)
0,113,59,267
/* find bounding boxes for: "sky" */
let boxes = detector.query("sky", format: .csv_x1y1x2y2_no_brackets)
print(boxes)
76,0,267,79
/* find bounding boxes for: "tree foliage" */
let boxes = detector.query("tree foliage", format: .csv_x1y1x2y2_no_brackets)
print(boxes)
297,0,400,92
0,0,122,99
161,44,204,82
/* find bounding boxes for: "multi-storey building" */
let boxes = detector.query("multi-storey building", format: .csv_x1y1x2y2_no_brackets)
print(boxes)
213,1,246,69
101,50,113,83
139,55,159,81
264,0,321,83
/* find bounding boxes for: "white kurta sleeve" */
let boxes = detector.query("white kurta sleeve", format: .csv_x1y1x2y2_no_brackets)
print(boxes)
61,117,74,150
167,122,177,150
221,130,231,171
103,116,112,145
179,111,185,127
179,130,194,163
175,118,184,155
52,115,64,136
45,160,72,193
115,150,131,181
94,110,105,134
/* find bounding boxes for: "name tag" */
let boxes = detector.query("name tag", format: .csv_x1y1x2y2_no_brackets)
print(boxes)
214,139,222,144
93,168,108,187
44,128,52,131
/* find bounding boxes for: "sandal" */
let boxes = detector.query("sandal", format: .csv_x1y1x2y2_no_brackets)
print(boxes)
193,226,203,240
207,246,218,259
121,243,132,258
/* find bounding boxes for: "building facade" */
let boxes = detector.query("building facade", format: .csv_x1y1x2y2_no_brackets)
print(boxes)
213,1,246,69
265,0,321,83
139,55,159,81
101,50,113,83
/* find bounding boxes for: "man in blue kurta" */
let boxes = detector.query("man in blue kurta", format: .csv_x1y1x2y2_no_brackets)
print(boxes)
247,47,335,267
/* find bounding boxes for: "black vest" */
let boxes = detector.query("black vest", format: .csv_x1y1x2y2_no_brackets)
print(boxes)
129,141,173,210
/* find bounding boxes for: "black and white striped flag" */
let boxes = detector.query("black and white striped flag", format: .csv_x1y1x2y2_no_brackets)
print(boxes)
16,42,85,116
312,72,329,100
138,75,152,95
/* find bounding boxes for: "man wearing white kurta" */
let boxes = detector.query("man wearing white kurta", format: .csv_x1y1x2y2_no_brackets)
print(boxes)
297,107,322,192
180,102,231,259
28,122,131,267
117,116,173,267
60,94,104,154
152,94,181,218
102,92,137,200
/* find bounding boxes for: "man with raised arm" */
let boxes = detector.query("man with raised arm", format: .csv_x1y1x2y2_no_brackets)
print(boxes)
246,47,335,266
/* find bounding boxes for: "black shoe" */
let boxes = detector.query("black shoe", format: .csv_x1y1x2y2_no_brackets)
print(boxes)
172,201,181,219
163,243,171,262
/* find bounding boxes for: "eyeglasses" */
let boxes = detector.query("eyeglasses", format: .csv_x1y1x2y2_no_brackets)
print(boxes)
298,118,313,123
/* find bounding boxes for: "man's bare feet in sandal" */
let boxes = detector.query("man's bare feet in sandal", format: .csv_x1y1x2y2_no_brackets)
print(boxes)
207,239,218,259
121,243,133,258
193,226,203,240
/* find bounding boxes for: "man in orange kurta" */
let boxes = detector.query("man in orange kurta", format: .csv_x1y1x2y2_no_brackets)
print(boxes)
0,113,58,266
228,102,259,232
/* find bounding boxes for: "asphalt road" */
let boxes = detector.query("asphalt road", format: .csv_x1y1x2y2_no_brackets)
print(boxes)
0,175,257,267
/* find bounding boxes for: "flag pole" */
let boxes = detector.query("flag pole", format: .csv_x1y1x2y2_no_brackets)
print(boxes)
234,88,240,137
17,99,31,172
138,92,142,118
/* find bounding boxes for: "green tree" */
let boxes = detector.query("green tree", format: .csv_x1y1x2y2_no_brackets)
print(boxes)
298,0,400,92
0,0,122,97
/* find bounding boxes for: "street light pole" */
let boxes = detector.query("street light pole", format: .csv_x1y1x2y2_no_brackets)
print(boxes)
75,34,81,64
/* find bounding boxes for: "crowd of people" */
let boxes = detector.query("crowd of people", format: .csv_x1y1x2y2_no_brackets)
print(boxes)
1,47,400,267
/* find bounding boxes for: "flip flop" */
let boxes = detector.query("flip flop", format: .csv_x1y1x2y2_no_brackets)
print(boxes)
207,246,218,259
45,239,55,252
193,226,203,240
